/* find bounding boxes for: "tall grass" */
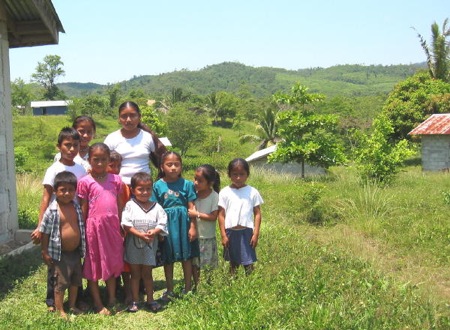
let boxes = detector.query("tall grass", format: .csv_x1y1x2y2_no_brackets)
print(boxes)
6,166,450,328
16,173,41,229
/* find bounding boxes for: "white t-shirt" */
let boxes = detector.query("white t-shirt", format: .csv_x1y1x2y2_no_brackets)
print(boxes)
218,185,263,230
121,199,168,235
54,152,90,172
104,129,155,185
42,161,87,187
195,191,219,239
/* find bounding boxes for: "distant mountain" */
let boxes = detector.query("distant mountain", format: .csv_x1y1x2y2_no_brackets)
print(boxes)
58,62,427,99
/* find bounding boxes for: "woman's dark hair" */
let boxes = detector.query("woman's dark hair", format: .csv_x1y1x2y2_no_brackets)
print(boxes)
88,142,111,160
57,127,80,146
197,164,220,193
227,158,250,176
73,115,96,133
118,101,167,170
53,171,77,190
158,151,182,179
130,172,153,189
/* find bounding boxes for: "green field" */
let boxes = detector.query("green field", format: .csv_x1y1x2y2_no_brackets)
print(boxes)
3,165,450,329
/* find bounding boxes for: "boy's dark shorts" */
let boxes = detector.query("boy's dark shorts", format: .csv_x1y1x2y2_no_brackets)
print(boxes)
51,250,82,292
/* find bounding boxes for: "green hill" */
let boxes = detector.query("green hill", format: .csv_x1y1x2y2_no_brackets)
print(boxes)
58,62,426,99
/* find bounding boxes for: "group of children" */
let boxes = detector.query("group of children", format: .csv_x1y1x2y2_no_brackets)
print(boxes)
34,111,263,318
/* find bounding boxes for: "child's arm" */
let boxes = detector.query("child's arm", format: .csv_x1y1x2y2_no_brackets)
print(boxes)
250,205,262,248
31,185,53,244
40,233,53,266
218,206,229,247
189,207,219,222
79,198,88,222
187,201,197,241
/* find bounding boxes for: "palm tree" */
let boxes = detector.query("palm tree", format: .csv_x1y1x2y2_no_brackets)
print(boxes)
240,106,280,150
413,18,450,82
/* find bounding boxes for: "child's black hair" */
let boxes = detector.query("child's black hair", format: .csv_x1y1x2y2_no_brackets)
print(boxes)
109,150,123,163
158,151,182,179
57,127,80,146
197,164,221,193
227,158,250,176
130,172,153,189
53,171,77,190
88,142,111,160
73,115,96,133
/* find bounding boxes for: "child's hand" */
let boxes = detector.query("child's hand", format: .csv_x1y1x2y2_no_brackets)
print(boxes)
188,226,197,242
221,235,229,248
146,230,156,242
188,208,197,218
250,234,259,248
31,228,41,245
41,252,53,266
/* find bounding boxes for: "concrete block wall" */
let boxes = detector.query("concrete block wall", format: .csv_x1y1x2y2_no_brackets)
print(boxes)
421,136,450,171
0,20,19,243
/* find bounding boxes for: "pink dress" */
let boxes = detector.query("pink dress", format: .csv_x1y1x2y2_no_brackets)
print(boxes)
78,173,124,281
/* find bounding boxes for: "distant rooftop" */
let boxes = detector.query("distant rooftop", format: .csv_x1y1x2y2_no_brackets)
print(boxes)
31,100,71,107
246,145,277,162
409,114,450,135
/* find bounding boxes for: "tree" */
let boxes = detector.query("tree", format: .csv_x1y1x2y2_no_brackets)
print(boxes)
382,71,450,140
270,83,346,178
353,114,414,185
270,111,346,178
165,103,206,156
273,82,325,110
239,104,280,150
31,55,65,100
11,78,35,115
413,18,450,82
106,83,121,109
205,91,238,126
157,87,191,113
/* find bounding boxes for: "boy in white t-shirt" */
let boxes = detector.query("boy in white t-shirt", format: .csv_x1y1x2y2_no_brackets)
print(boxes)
31,127,87,312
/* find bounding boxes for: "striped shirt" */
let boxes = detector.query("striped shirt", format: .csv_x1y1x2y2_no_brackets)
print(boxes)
39,200,86,261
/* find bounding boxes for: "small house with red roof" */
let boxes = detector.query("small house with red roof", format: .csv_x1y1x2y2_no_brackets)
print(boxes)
408,114,450,171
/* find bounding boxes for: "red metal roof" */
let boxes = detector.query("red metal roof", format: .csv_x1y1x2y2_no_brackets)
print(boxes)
408,114,450,135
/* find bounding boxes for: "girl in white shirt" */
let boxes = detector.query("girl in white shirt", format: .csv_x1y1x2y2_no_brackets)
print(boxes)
218,158,263,275
189,164,220,286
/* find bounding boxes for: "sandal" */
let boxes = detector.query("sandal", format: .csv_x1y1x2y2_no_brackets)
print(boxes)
160,290,175,303
146,301,162,312
127,301,139,313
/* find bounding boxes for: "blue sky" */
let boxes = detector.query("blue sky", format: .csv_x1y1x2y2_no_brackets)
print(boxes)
9,0,449,85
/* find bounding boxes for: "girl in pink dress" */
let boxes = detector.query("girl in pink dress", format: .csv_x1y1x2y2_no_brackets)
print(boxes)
78,143,124,315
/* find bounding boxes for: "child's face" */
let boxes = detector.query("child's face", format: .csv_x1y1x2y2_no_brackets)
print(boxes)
119,106,140,132
161,154,182,180
132,180,153,203
55,183,76,205
58,137,80,165
229,165,248,189
76,121,95,149
89,148,109,176
194,170,210,193
107,160,121,174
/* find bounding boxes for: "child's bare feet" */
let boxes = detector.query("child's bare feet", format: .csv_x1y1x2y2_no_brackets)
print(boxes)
96,307,111,316
69,307,82,315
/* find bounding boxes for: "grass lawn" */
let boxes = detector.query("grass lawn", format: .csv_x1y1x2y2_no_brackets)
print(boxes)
2,165,450,329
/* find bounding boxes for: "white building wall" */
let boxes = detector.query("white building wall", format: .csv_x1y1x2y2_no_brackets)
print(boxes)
251,158,326,176
0,20,19,242
421,135,450,171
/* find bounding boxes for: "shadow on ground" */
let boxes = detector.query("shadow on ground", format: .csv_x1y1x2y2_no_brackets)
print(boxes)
0,247,41,299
